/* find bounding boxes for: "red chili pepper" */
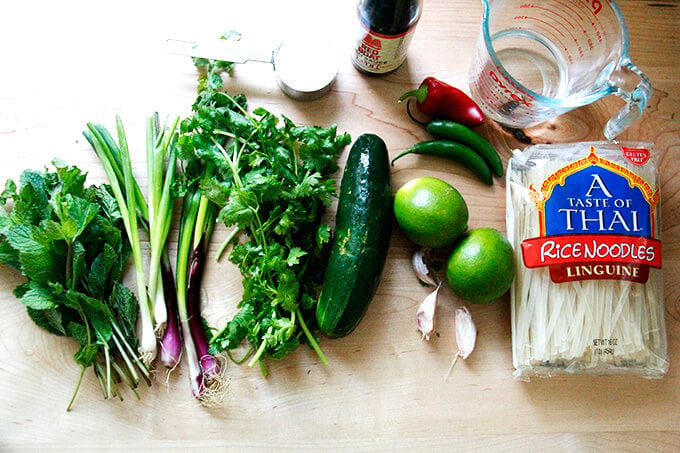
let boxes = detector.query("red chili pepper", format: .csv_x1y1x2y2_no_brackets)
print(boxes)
398,77,485,127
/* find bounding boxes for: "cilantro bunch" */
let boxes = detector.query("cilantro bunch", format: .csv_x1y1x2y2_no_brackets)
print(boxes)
179,57,350,374
0,162,150,410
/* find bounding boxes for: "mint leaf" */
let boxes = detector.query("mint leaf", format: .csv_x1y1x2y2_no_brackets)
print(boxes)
4,224,44,254
66,321,88,345
74,344,98,367
19,249,64,286
87,243,117,299
1,161,147,407
17,282,59,310
26,307,67,336
71,240,87,287
0,240,18,268
109,282,138,342
42,219,77,242
67,290,113,343
96,185,121,222
53,161,87,197
0,179,16,205
66,194,99,238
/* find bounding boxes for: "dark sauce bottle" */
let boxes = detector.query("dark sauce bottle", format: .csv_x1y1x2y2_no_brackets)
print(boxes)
352,0,422,74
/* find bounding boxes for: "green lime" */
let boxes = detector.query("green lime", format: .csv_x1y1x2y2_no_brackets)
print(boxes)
394,177,468,248
446,227,515,304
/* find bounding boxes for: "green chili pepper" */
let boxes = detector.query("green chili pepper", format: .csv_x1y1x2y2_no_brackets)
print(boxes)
391,140,493,186
426,119,503,177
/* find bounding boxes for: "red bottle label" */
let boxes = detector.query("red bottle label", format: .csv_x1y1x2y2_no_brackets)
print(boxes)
352,24,417,73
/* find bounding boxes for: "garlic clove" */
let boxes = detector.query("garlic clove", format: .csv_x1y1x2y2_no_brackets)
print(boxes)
444,306,477,380
454,306,477,360
412,248,438,287
416,282,441,341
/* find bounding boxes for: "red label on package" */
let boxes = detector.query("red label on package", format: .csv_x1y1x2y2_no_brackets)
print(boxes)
521,234,662,269
622,146,650,166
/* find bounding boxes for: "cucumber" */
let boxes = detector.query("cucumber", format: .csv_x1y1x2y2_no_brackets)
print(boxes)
316,134,392,338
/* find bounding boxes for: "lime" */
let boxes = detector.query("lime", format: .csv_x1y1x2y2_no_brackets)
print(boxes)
394,177,468,248
446,228,515,304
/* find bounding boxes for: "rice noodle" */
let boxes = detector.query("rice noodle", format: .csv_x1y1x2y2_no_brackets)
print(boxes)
507,142,668,379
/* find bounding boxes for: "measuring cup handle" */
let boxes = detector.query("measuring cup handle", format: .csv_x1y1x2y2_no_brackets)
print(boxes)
604,61,653,140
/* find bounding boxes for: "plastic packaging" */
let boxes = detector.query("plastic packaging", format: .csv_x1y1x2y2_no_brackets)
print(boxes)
506,142,668,379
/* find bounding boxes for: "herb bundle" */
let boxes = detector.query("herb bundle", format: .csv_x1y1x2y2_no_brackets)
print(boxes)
178,56,351,374
0,162,150,410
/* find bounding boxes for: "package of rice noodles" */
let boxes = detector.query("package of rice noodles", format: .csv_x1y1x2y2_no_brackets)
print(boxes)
506,142,668,379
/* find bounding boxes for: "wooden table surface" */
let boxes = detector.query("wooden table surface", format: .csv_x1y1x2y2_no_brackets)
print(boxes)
1,0,679,450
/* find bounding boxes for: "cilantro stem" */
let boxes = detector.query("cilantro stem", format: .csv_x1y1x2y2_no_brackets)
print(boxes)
216,227,240,262
248,328,272,368
226,346,254,364
221,92,251,119
296,308,328,366
214,130,254,148
213,139,243,187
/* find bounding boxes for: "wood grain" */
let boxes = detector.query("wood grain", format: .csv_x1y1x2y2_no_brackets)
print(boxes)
1,0,679,450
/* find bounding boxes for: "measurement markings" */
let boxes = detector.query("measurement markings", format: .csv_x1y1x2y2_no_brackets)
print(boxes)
516,15,566,38
553,0,592,53
532,6,584,54
573,0,603,21
530,4,576,29
554,0,586,23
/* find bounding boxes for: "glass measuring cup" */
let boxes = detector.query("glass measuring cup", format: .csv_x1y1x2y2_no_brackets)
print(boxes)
468,0,652,139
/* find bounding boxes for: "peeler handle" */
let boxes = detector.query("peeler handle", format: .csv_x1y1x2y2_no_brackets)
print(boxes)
164,38,274,64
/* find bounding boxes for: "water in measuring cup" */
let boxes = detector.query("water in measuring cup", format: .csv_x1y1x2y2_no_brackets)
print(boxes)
491,29,569,100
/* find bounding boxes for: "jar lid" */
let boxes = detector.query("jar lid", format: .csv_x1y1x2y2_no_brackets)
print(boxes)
274,38,337,101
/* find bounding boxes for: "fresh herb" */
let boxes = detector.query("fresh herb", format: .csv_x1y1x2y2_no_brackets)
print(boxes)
179,57,351,374
0,162,150,410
